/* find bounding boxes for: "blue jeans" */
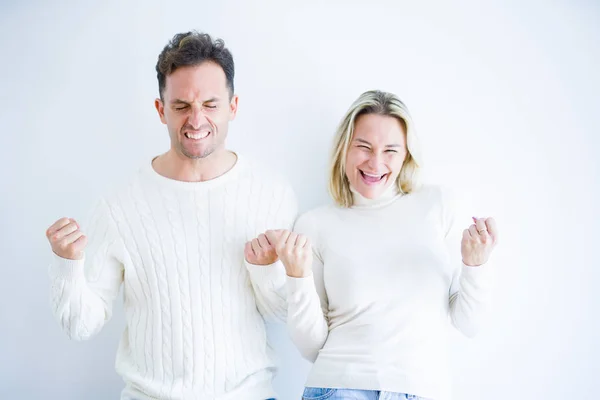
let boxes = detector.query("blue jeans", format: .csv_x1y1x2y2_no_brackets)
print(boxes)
302,388,430,400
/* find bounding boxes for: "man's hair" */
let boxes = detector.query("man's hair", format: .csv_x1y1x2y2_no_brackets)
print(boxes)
156,31,235,100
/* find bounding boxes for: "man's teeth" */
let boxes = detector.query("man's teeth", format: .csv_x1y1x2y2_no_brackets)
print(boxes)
185,131,210,139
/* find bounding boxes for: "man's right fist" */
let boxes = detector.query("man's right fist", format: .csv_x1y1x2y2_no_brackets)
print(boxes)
46,218,88,260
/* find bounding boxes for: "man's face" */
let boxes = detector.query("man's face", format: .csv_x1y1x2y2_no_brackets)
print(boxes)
155,62,238,159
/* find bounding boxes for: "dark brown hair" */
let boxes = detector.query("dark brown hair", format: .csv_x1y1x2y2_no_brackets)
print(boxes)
156,31,235,100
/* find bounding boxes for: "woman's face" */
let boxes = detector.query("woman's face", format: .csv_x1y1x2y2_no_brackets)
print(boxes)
345,113,408,200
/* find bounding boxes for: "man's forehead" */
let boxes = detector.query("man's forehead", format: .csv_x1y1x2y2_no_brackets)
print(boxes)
164,67,227,100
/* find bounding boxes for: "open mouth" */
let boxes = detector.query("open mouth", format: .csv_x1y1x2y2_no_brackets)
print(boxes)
184,131,211,140
360,170,388,184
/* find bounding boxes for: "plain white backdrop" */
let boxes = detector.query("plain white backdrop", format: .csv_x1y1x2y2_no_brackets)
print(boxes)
1,0,599,399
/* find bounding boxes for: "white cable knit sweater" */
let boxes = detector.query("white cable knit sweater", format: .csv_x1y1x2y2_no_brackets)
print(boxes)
49,155,297,400
286,185,493,400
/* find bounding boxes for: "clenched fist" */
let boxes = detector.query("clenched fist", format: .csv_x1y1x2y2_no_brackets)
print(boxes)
245,231,284,266
265,230,312,278
46,217,88,260
461,217,498,267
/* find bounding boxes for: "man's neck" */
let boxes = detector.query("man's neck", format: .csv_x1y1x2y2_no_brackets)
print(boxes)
152,149,238,182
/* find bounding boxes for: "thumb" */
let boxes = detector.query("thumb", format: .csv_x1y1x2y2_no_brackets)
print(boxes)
265,230,283,244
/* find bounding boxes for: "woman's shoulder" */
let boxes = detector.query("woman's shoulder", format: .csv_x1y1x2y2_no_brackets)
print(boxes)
410,183,454,207
293,204,342,254
296,204,336,223
412,183,444,197
294,203,339,233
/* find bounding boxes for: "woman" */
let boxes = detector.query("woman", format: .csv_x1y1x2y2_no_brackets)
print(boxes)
270,90,498,400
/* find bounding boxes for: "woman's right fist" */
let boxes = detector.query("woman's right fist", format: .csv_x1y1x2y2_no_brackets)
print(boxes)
46,218,88,260
265,230,312,278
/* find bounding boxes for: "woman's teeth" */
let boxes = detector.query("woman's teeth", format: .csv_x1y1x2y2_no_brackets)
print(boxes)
361,171,385,183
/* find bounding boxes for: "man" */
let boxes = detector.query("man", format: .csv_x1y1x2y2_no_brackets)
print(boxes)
45,31,296,400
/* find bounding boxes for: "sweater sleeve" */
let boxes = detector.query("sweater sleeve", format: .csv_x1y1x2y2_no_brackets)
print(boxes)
285,211,329,362
246,182,298,323
440,187,494,338
48,199,126,341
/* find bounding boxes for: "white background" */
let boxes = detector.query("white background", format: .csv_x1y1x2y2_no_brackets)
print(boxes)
1,0,598,399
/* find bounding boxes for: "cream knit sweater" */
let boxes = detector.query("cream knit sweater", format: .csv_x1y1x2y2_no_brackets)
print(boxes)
49,155,297,400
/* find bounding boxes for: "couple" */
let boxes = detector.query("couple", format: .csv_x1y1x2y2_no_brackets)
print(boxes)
45,31,498,400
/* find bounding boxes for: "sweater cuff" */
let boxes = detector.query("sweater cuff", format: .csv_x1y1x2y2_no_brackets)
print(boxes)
285,274,316,298
48,252,85,281
461,262,493,286
245,260,286,290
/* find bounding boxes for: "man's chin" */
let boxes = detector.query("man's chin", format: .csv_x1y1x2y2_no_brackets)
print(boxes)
181,148,214,160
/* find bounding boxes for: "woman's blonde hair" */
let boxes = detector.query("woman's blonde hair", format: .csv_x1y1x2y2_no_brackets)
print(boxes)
329,90,422,207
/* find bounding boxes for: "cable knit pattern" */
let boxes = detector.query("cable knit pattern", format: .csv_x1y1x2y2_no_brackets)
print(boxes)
138,181,175,396
109,191,153,380
48,155,297,400
161,185,193,391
